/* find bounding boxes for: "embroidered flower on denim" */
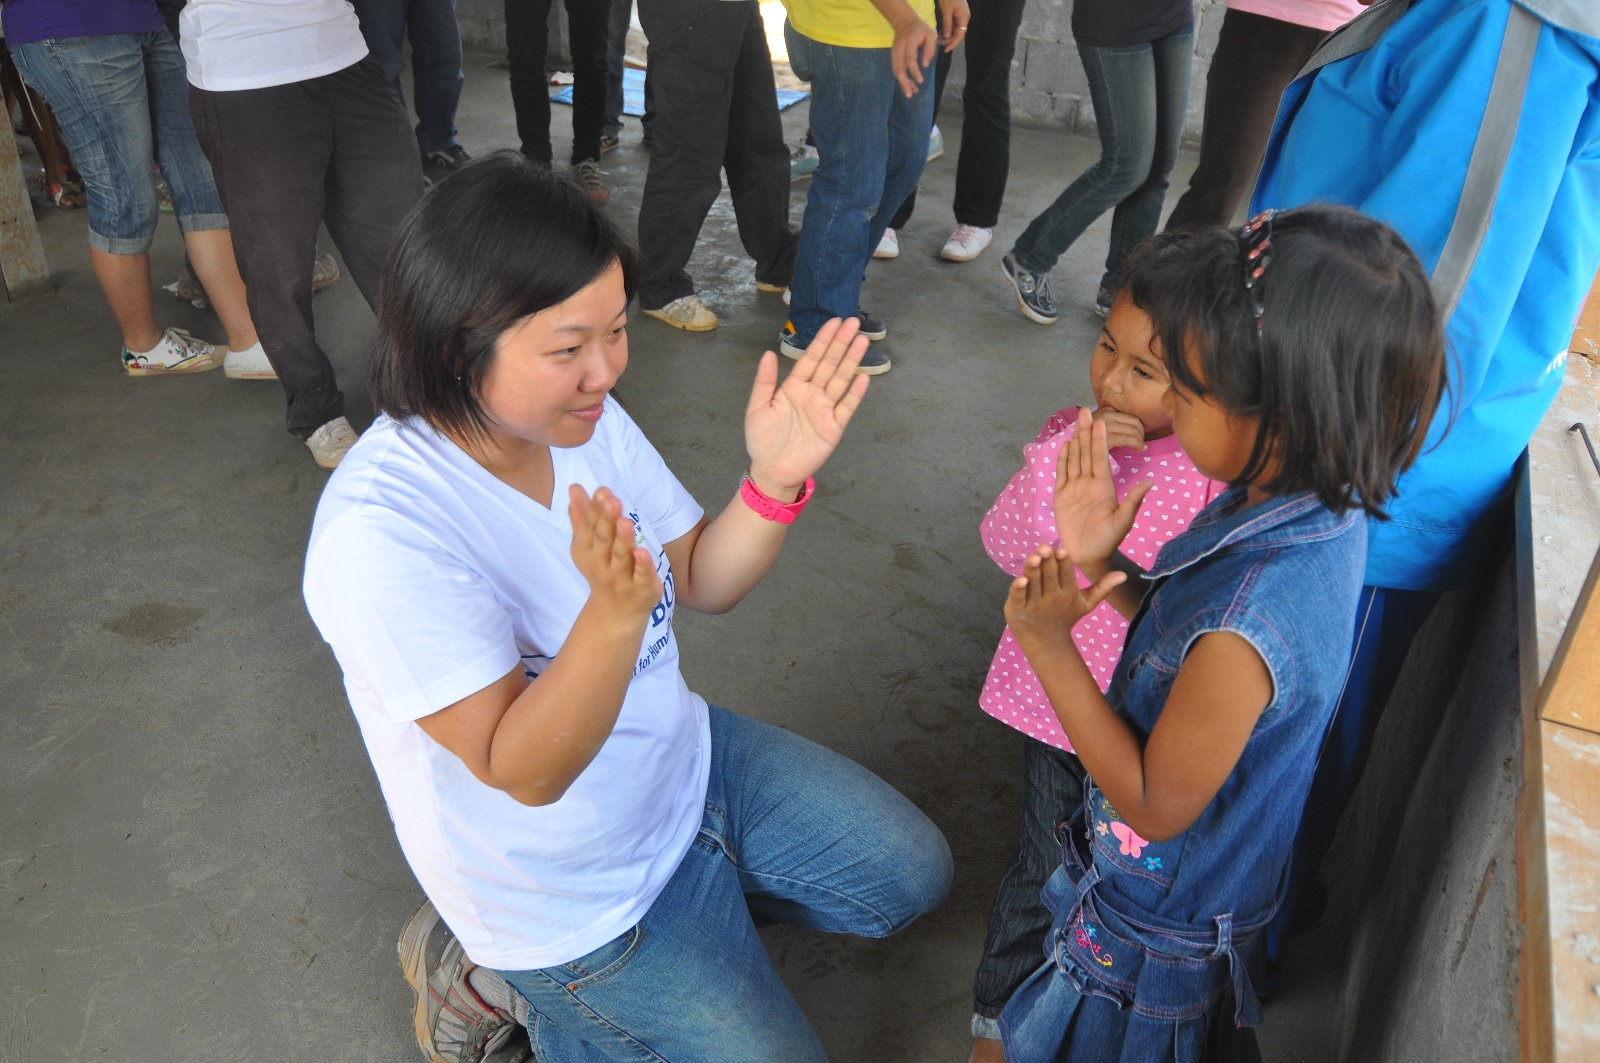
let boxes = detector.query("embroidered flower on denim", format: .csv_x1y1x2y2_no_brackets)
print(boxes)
1096,821,1108,836
1144,856,1163,871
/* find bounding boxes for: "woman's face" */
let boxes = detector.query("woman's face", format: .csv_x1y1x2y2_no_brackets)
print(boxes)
479,261,629,450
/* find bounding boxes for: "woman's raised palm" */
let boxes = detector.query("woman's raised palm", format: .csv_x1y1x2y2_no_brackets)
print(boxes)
745,319,871,491
1053,408,1153,571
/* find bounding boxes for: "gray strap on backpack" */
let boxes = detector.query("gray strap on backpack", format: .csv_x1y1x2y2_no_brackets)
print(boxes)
1292,2,1543,322
1431,4,1541,322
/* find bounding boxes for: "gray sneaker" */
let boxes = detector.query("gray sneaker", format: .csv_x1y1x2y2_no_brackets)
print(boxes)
1000,251,1059,325
397,899,532,1063
572,159,611,204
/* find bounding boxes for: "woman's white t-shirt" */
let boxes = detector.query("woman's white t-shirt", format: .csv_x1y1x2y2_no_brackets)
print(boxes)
302,400,709,970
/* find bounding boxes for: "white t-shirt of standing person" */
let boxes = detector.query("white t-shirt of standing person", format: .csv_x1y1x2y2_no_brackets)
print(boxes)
304,399,708,969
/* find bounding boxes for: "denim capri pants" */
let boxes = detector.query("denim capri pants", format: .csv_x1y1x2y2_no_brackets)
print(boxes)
12,28,228,255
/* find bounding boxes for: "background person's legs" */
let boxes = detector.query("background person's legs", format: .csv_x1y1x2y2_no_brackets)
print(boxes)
406,0,466,155
191,78,339,437
1163,10,1324,232
563,0,610,164
951,0,1026,228
785,25,895,344
1097,29,1190,296
505,0,556,162
143,26,258,352
603,0,631,142
722,2,795,291
347,0,410,103
320,58,425,309
1009,41,1158,276
13,33,183,353
868,63,935,255
885,47,950,233
634,0,746,311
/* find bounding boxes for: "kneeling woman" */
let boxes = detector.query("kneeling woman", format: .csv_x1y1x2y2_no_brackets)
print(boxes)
303,153,953,1059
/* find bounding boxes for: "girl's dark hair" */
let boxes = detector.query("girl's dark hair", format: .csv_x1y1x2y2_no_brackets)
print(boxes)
1121,204,1449,517
369,150,641,443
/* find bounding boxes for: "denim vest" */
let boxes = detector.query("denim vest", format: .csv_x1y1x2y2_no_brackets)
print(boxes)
1000,489,1365,1062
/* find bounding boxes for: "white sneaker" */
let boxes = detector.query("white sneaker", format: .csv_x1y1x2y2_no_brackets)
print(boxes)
873,228,900,260
306,416,359,470
941,224,993,262
642,294,719,332
121,327,225,376
224,342,276,380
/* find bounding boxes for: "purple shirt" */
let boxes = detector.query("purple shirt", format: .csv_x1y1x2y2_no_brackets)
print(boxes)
1,0,163,46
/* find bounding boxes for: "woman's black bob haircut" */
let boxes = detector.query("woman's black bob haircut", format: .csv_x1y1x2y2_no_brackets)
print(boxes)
1120,204,1450,518
369,150,642,443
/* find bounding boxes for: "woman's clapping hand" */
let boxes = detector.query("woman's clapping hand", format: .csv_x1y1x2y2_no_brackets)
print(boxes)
744,318,872,501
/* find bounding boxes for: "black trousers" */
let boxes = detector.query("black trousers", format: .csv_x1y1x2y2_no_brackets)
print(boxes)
972,737,1087,1023
890,0,1027,232
190,58,424,439
506,0,609,164
1163,9,1325,231
634,0,795,309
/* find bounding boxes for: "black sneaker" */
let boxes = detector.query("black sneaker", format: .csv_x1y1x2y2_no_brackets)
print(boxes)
779,322,891,375
423,144,472,179
1094,286,1115,317
854,311,887,341
1000,251,1058,325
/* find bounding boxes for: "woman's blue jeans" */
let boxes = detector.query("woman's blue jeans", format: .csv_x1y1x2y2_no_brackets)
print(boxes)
1012,31,1192,295
493,705,953,1062
784,21,936,346
12,29,228,255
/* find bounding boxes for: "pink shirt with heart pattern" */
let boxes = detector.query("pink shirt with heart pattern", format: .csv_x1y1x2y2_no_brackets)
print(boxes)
978,407,1228,752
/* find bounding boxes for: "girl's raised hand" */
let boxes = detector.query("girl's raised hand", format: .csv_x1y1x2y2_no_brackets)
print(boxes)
1004,544,1126,658
567,484,663,624
1055,408,1153,575
744,318,871,498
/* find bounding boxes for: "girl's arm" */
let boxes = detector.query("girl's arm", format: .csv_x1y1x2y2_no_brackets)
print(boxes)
1005,546,1274,841
414,486,663,807
1052,409,1156,619
664,319,871,614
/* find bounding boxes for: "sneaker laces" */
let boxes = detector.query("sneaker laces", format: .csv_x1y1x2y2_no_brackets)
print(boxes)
164,327,211,358
790,142,817,162
574,159,609,181
673,294,709,314
952,224,986,244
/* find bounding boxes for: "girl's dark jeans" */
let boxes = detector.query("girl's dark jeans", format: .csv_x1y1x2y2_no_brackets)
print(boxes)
1011,30,1192,295
972,736,1087,1037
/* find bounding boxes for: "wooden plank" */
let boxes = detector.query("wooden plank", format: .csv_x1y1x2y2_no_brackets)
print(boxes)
1573,269,1600,364
1539,547,1600,733
1519,453,1556,1063
0,107,49,301
1540,719,1600,1062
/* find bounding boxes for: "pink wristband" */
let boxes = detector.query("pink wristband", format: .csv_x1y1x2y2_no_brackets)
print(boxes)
740,472,815,525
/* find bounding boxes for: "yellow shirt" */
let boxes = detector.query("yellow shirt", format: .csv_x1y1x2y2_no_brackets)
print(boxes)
782,0,938,50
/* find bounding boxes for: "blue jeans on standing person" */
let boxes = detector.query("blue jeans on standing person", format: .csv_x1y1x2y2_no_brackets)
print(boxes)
493,705,953,1062
784,20,935,346
1011,30,1191,298
11,28,228,254
347,0,464,154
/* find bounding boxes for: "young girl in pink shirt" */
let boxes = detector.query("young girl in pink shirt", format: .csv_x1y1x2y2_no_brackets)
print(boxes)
967,285,1225,1063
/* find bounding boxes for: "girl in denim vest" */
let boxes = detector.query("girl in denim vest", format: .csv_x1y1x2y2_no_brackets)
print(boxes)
994,205,1447,1061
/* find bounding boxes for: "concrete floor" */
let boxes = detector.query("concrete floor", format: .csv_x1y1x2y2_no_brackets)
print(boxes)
0,53,1346,1062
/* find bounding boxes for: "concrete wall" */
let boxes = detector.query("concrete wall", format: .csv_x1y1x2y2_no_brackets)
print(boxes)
1321,526,1523,1061
943,0,1225,140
